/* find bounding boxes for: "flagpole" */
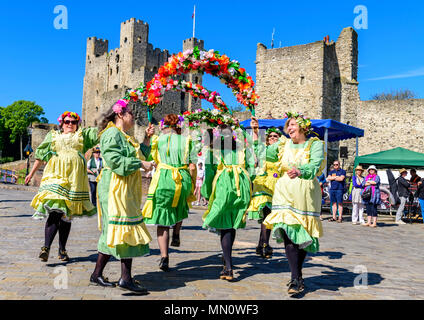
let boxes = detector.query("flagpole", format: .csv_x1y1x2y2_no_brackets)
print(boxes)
193,5,196,38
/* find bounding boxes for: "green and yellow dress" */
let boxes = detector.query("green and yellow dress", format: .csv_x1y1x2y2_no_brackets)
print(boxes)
142,133,196,226
96,122,152,259
263,137,325,253
202,138,255,231
247,139,282,222
31,127,99,219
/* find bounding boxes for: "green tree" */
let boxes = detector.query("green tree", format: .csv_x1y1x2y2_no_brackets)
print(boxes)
0,101,48,160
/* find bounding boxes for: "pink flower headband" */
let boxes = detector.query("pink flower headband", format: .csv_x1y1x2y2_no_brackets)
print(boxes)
57,111,82,125
112,99,129,114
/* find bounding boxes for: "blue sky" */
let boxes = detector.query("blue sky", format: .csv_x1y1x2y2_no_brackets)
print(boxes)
0,0,423,123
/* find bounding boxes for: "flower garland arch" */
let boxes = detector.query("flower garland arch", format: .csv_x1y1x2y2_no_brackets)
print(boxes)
117,46,259,120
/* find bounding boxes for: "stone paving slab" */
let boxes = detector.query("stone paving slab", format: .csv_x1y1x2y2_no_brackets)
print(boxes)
1,188,424,300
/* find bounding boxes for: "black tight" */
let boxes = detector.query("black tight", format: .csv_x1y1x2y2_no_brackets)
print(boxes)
258,206,271,246
91,253,133,282
92,252,111,278
282,230,307,280
220,229,236,270
44,211,72,251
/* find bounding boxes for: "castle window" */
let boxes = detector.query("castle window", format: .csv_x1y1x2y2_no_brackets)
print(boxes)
94,120,98,126
299,76,305,85
137,36,142,43
116,66,119,74
96,90,99,96
194,76,198,83
115,54,120,63
110,68,112,75
114,85,118,89
124,37,128,43
96,106,99,112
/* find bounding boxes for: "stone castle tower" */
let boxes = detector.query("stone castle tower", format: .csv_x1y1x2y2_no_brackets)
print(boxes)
82,18,204,140
255,27,360,168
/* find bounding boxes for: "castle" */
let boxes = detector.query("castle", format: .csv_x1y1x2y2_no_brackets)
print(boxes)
81,18,204,139
81,20,424,171
255,27,424,169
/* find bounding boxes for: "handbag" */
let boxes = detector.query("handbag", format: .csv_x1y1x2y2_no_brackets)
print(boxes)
361,188,372,201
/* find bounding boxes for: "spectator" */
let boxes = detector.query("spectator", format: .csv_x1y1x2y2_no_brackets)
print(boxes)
395,168,410,225
415,181,424,223
362,165,381,228
194,162,205,206
87,146,103,206
409,169,421,185
327,160,346,223
351,165,365,225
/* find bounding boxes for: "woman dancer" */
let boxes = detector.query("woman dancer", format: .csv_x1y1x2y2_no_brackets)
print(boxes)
142,114,197,271
90,101,155,294
25,111,98,262
202,124,255,281
263,112,325,296
247,118,283,259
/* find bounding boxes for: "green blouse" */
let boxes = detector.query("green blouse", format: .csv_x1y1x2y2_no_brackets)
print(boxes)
35,128,99,162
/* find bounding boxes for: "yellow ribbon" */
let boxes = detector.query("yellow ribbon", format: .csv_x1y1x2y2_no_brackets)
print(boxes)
146,163,188,208
202,162,251,221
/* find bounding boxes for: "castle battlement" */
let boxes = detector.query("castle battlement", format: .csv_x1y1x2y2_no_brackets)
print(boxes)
82,19,204,141
122,17,148,25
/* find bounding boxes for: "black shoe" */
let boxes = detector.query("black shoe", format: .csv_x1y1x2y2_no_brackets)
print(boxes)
262,244,273,259
287,277,304,296
170,234,180,247
255,245,263,256
90,275,116,287
219,267,234,281
159,257,169,272
118,278,148,295
39,246,50,262
58,249,69,262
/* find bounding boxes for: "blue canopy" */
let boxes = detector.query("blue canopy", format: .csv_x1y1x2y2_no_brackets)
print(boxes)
240,118,364,142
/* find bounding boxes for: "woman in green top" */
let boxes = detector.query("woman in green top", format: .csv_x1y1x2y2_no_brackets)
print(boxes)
25,111,98,263
142,114,197,272
202,124,255,281
263,112,325,296
90,101,155,294
247,118,283,259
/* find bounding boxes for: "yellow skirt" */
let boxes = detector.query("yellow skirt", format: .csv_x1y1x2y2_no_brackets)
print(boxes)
264,174,323,239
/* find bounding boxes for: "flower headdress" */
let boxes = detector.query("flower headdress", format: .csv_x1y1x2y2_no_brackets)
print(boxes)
284,111,317,136
112,99,129,114
57,111,82,125
266,127,282,137
159,115,184,130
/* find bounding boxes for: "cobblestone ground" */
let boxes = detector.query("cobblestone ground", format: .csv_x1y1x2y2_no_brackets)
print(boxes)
1,185,423,300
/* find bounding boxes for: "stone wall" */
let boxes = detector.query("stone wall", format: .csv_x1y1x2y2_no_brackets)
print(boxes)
358,99,424,156
255,41,325,119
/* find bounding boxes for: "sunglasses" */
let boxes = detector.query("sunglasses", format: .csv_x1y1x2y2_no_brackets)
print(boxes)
93,151,100,153
63,120,78,125
268,134,280,138
333,164,340,166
